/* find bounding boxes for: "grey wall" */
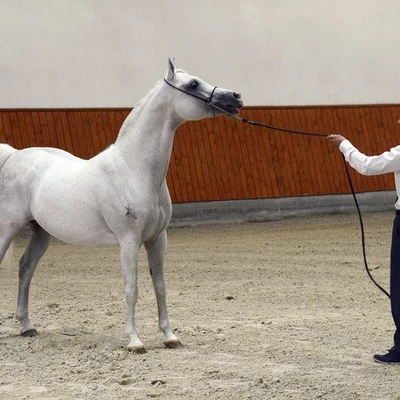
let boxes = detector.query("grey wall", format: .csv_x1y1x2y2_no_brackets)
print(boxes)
1,0,400,108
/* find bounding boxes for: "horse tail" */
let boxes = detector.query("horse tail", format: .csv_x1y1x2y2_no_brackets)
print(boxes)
0,243,15,270
0,143,17,171
0,144,17,269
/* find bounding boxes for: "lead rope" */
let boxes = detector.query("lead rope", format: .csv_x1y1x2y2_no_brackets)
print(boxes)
163,79,390,298
211,103,391,299
341,154,391,298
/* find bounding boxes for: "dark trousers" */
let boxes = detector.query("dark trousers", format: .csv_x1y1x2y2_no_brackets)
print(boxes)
391,212,400,352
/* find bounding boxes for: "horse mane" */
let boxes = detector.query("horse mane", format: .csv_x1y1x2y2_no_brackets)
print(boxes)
117,79,164,140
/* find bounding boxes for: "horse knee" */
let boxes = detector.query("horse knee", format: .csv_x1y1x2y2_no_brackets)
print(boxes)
125,285,139,304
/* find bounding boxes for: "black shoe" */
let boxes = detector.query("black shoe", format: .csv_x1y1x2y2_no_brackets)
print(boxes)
373,349,400,364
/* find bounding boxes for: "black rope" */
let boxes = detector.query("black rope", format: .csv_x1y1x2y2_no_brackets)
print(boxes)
341,154,391,298
240,117,327,137
212,104,390,299
164,81,390,298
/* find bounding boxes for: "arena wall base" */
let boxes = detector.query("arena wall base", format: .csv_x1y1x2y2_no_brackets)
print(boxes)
170,190,396,227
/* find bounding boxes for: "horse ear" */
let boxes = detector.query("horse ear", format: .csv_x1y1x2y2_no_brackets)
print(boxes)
166,58,178,80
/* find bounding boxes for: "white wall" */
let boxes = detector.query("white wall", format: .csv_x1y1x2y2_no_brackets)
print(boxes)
1,0,399,108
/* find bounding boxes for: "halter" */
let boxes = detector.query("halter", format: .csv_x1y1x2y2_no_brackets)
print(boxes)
163,78,217,104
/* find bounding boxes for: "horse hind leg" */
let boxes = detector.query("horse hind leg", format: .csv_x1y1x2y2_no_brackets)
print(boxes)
16,221,51,337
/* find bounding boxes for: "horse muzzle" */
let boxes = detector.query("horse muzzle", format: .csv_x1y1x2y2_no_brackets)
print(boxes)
212,90,243,115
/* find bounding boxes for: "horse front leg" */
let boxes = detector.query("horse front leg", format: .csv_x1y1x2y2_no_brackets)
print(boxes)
145,230,182,349
119,238,145,353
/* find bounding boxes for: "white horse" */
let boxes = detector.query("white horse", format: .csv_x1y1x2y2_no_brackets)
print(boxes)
0,59,243,352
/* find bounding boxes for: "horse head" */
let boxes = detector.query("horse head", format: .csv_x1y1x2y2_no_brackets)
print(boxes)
164,58,243,122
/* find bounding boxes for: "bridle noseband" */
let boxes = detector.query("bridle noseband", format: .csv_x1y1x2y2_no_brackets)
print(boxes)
163,78,217,105
164,78,239,119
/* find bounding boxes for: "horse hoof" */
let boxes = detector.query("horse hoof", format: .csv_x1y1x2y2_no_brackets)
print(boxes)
164,339,184,349
127,345,147,354
21,329,38,337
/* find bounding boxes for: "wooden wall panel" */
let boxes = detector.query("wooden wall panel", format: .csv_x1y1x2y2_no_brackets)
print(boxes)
0,105,398,203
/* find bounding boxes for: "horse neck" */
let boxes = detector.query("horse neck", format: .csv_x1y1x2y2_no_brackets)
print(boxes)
114,83,182,186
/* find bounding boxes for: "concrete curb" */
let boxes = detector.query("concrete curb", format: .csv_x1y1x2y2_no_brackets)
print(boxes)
170,190,396,226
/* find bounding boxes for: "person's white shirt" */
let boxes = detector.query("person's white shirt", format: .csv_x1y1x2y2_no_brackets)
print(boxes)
339,139,400,209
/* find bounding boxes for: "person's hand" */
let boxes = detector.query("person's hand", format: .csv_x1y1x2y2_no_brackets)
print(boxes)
326,134,346,148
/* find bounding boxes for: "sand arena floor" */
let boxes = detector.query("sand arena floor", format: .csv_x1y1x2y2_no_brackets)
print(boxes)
0,211,399,399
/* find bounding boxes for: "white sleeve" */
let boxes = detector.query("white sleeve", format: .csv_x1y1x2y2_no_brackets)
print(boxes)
339,139,400,176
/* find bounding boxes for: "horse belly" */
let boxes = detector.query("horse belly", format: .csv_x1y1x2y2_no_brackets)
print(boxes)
36,211,118,245
31,189,118,245
36,209,117,245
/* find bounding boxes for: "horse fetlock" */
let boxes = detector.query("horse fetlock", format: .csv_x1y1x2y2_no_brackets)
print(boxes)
15,309,27,323
16,309,35,333
162,327,181,346
158,319,171,332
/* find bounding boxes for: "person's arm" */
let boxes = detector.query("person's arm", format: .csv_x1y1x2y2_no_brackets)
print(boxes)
326,134,400,176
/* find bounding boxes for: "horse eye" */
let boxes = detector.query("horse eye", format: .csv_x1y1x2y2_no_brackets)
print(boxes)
189,81,199,90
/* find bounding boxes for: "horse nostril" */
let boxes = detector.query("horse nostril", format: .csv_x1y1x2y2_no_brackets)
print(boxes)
233,92,241,99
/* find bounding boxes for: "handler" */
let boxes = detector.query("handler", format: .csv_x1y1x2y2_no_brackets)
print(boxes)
327,133,400,364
